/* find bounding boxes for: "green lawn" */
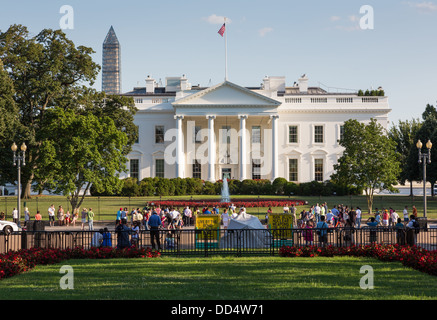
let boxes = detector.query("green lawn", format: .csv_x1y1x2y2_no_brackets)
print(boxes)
1,256,436,300
1,194,436,222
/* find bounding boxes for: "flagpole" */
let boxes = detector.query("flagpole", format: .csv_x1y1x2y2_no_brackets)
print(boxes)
224,17,228,81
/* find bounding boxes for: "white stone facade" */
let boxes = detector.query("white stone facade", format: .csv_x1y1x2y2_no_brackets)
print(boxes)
122,75,390,183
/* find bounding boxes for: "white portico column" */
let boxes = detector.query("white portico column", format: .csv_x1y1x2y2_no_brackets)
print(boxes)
270,115,279,181
207,115,216,182
238,115,248,180
174,115,185,178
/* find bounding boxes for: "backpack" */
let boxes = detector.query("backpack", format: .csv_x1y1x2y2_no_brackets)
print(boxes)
413,220,420,234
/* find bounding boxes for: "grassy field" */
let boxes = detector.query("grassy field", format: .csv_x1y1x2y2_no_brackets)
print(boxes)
0,256,436,300
1,194,437,221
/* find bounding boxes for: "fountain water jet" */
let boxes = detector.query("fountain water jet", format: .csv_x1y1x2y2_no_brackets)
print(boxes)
221,178,231,203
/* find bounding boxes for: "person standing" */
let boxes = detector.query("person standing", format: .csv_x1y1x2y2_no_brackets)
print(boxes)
81,208,88,230
131,221,140,248
412,206,418,219
102,227,112,247
290,204,297,227
314,203,321,223
316,215,328,247
48,204,55,227
183,206,192,227
221,208,230,229
116,207,123,226
403,206,409,222
24,207,30,228
12,207,18,225
91,229,104,248
35,210,42,221
390,209,399,227
57,206,64,226
115,219,132,249
148,211,162,250
87,208,95,231
355,207,362,228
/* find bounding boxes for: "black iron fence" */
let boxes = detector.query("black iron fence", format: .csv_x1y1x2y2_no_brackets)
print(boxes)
1,225,436,256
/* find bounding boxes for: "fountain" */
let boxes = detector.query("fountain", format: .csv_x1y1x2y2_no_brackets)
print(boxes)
221,178,231,203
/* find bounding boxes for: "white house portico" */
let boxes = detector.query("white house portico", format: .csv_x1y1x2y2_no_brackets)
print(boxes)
122,74,391,183
171,81,281,182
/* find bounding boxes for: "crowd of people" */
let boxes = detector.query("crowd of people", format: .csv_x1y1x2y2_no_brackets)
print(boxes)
294,202,422,247
1,201,425,249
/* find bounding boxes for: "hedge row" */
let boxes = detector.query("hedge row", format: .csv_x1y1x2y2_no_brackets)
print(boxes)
91,177,362,198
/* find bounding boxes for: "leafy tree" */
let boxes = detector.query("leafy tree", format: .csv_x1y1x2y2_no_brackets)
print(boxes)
35,108,128,212
0,25,100,198
407,104,437,196
388,118,422,195
331,119,401,213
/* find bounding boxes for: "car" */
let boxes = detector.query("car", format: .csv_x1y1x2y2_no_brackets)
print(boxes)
0,220,20,234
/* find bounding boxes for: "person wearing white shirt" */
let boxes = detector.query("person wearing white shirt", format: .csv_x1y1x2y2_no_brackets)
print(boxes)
403,206,409,222
12,208,18,224
391,210,399,227
48,204,55,227
91,230,104,247
183,206,192,226
355,207,362,228
171,209,181,229
221,209,230,229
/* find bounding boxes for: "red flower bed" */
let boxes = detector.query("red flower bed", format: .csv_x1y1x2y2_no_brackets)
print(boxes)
279,244,437,276
150,199,306,209
0,247,160,280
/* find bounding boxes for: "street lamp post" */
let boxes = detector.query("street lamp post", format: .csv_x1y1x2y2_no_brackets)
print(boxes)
417,139,432,218
11,142,27,226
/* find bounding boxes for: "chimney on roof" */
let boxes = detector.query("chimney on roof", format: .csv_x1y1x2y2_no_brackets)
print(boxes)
298,74,308,93
180,74,189,91
145,75,156,94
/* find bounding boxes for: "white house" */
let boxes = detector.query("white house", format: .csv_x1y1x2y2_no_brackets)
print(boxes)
121,74,390,183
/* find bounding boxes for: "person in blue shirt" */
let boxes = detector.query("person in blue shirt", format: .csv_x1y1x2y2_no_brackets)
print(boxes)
366,217,378,243
148,211,162,250
204,207,212,214
316,215,329,247
116,208,123,226
102,227,112,247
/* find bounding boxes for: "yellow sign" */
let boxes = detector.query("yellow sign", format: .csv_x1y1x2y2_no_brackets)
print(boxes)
195,214,220,240
268,213,293,239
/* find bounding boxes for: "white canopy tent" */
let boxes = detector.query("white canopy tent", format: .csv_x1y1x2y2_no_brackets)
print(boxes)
220,212,272,249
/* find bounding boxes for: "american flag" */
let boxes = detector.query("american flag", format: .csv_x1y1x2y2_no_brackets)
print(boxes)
218,23,226,37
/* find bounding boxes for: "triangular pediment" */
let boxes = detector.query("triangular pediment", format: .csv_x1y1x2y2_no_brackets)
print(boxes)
172,81,281,108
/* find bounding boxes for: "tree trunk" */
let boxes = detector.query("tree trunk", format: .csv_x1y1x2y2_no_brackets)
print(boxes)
410,181,413,197
22,179,33,199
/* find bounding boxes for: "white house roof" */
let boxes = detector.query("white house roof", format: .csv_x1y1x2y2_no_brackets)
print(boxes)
172,81,281,108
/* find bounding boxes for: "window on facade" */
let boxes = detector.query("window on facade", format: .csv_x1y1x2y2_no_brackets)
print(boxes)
222,126,231,144
289,159,298,182
130,159,139,180
194,126,202,143
135,125,139,144
289,126,298,143
339,125,345,143
252,159,261,180
193,160,201,179
155,126,164,144
314,125,324,143
314,159,324,182
252,126,261,144
155,159,164,178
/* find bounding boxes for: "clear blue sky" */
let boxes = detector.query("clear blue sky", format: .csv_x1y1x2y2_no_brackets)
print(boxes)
1,0,437,125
